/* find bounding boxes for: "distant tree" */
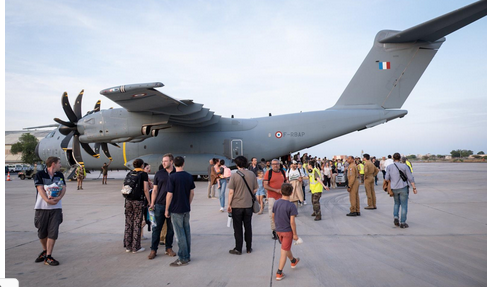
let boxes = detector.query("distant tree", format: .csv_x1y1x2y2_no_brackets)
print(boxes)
422,155,429,160
450,150,461,158
461,150,473,157
407,155,417,160
477,151,485,155
10,133,40,165
436,155,445,159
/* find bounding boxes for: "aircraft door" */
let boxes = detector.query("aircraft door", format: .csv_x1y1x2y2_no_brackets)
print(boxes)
231,139,243,159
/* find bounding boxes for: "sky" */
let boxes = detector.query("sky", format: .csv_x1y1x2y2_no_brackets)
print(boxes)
4,0,487,159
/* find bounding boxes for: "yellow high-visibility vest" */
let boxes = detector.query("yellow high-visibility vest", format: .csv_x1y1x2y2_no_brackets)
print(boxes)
308,168,323,194
358,163,364,175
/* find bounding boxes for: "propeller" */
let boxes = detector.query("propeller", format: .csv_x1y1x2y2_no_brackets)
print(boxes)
54,90,100,167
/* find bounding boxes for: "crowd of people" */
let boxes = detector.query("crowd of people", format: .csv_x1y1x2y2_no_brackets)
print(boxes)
32,151,416,281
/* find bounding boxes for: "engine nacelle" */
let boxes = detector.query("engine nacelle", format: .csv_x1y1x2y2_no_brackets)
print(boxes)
78,109,170,143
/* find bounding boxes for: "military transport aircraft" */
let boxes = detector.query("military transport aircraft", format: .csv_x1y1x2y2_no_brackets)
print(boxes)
35,0,487,176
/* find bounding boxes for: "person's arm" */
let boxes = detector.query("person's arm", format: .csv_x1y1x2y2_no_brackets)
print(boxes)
315,170,329,190
38,185,57,205
143,181,150,204
165,192,173,218
290,216,298,241
189,189,194,204
227,188,234,212
150,184,158,210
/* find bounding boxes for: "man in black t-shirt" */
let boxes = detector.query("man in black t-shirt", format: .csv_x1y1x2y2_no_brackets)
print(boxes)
148,154,176,260
165,156,195,267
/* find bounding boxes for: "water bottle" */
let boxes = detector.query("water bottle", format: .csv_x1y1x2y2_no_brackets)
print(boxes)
227,212,232,227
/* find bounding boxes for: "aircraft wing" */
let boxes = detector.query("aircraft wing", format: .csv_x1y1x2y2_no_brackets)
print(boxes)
100,82,221,127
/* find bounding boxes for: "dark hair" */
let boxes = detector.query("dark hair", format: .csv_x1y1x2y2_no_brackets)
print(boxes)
363,153,370,160
163,153,174,161
308,160,316,167
393,153,401,161
251,157,257,161
213,158,219,164
261,158,266,162
234,156,248,168
220,159,225,165
388,155,392,159
133,158,144,168
46,157,60,168
143,162,149,168
174,156,185,167
281,183,293,196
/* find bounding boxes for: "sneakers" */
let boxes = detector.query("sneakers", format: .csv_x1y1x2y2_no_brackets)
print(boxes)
314,217,321,221
400,223,409,229
276,271,285,281
346,212,357,217
44,255,59,266
132,247,145,254
35,250,46,263
148,250,157,260
229,249,242,255
220,207,224,212
125,249,131,253
311,212,316,217
170,259,188,267
356,212,361,216
394,218,400,227
303,201,307,205
165,248,176,257
291,257,300,269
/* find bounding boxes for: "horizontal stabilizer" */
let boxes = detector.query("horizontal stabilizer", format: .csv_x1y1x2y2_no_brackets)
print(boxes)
380,0,487,43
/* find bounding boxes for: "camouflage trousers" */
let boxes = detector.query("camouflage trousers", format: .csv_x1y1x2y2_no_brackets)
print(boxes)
312,192,322,217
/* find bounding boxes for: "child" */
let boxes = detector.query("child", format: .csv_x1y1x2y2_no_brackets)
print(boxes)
272,183,300,281
256,170,266,214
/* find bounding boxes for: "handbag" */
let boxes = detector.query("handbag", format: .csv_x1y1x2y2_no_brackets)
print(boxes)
236,170,260,213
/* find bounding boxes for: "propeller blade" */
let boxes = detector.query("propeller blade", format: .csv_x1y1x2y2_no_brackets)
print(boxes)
74,90,84,120
59,126,75,136
54,117,75,127
93,100,101,112
60,131,74,150
101,143,113,161
94,143,101,154
80,142,100,158
72,134,84,167
62,92,78,124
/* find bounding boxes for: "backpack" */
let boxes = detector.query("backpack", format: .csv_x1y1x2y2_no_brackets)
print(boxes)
267,166,287,183
121,171,144,200
223,166,232,178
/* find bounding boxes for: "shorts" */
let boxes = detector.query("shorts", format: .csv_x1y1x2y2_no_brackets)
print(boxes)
34,209,63,240
276,231,293,251
256,189,266,196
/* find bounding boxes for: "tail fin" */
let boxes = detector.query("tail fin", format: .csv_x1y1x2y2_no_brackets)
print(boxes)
334,0,487,109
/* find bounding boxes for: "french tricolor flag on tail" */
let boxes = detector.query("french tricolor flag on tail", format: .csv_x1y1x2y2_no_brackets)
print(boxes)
379,62,391,70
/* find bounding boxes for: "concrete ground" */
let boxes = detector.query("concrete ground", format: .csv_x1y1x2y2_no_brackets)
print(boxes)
4,163,487,287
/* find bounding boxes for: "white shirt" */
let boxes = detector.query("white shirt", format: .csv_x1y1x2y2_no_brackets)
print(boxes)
385,159,394,168
286,169,302,181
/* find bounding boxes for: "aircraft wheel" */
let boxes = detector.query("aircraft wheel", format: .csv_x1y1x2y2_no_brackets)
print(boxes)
201,175,209,180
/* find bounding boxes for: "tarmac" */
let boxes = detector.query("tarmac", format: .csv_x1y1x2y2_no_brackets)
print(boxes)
4,163,487,287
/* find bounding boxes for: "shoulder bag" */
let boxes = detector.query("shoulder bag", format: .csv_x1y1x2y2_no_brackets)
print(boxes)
236,170,260,213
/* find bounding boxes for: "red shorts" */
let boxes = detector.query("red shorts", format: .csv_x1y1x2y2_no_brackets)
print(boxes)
277,231,293,251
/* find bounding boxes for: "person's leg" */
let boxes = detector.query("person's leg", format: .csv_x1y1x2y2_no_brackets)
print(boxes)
131,201,144,251
219,179,227,208
365,184,373,207
207,180,212,198
171,213,186,261
40,238,47,251
368,179,377,207
151,204,165,252
183,212,191,261
399,187,409,223
212,184,216,197
268,197,276,232
257,195,264,213
124,201,134,250
312,193,322,219
393,189,401,222
382,170,386,179
232,208,244,252
243,208,253,251
164,215,175,252
46,238,56,256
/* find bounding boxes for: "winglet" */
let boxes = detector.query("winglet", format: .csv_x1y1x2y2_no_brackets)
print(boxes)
380,0,486,43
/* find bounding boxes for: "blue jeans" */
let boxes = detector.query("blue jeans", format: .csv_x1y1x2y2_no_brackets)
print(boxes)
218,178,227,208
151,204,174,252
392,186,409,223
171,212,191,262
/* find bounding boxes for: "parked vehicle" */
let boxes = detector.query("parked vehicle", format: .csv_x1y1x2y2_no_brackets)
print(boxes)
14,165,23,172
18,169,37,180
7,165,15,173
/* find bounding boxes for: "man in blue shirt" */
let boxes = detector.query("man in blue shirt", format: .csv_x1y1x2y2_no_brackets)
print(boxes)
385,153,417,228
165,156,195,266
